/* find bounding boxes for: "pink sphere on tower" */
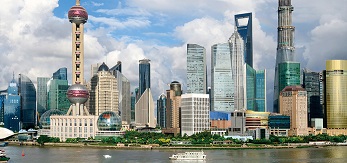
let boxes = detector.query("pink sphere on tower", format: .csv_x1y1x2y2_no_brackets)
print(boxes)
68,4,88,24
66,84,89,104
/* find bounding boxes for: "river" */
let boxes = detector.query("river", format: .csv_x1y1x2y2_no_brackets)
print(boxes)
2,145,347,163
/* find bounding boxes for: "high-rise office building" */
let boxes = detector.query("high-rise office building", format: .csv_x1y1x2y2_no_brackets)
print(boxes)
19,74,36,129
278,62,301,110
255,70,266,112
89,63,119,116
139,59,151,97
52,67,67,80
4,76,21,132
187,44,207,94
302,69,322,126
279,85,308,136
211,43,234,112
0,92,6,125
165,81,183,135
273,0,296,113
135,88,156,128
180,94,210,136
324,60,347,129
246,66,267,112
229,30,246,110
47,79,70,113
131,92,136,122
37,77,50,118
157,94,166,128
235,13,253,67
113,70,131,125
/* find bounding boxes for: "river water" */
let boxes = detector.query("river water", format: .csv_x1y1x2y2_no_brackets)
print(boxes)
2,145,347,163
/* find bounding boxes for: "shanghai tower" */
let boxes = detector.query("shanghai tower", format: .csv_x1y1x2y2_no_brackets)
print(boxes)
273,0,296,113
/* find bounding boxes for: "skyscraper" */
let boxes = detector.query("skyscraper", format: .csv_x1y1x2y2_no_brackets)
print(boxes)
255,70,266,112
135,88,156,128
324,60,347,129
52,67,67,80
89,63,119,116
211,43,234,112
235,13,253,67
164,81,183,135
229,29,246,110
139,59,151,97
36,77,50,118
157,94,166,128
4,76,21,132
273,0,295,113
47,79,70,113
278,62,301,100
116,71,131,125
19,74,36,129
302,69,321,126
187,44,207,94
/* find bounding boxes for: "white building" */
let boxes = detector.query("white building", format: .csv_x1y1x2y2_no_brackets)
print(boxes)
181,94,210,136
135,88,156,128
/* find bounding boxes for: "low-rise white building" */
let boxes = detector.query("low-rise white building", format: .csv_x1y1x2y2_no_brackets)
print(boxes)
181,94,210,136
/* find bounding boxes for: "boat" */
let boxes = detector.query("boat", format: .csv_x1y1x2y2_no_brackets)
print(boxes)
169,151,206,160
103,155,112,158
0,149,10,162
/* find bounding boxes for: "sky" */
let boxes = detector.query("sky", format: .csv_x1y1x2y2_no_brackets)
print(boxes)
1,0,347,112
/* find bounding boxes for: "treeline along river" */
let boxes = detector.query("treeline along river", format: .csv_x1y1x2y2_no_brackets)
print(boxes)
2,145,347,163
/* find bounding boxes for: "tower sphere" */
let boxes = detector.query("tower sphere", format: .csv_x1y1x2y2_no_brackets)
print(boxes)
67,84,89,104
68,6,88,24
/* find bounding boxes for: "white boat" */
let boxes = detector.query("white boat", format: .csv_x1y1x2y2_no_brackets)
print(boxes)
169,151,206,160
103,155,112,158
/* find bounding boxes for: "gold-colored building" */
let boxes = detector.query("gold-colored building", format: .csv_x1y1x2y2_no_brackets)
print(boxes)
279,85,308,136
325,60,347,129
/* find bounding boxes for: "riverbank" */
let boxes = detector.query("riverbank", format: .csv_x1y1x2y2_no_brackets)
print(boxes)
7,141,332,150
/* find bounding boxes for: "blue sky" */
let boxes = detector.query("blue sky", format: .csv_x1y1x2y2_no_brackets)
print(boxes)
1,0,347,112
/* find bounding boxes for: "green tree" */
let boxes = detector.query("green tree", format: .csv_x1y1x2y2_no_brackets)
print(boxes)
37,135,50,145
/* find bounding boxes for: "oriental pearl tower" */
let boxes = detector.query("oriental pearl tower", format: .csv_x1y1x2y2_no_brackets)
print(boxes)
66,0,90,116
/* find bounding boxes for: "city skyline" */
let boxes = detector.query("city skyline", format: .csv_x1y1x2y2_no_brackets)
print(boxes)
1,0,347,112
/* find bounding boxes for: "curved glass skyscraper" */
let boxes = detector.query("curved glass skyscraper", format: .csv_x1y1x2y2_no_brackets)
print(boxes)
19,74,36,129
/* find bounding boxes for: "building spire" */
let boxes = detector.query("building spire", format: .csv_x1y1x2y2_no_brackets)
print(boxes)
12,71,15,80
76,0,80,6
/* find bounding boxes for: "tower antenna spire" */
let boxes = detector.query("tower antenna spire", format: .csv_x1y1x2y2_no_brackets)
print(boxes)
76,0,80,6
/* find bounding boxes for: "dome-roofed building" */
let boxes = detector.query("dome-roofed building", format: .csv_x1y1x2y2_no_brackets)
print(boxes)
39,109,65,128
97,111,121,131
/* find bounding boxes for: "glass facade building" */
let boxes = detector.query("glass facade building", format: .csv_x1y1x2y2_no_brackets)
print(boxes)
302,69,322,126
115,71,131,124
324,60,347,128
52,67,67,80
187,44,206,94
255,70,266,112
37,77,50,119
139,59,151,97
235,13,253,67
268,115,290,129
47,79,70,113
157,94,166,128
0,93,6,124
19,74,36,129
276,62,300,113
131,93,136,122
246,64,256,110
4,77,21,132
211,43,234,112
